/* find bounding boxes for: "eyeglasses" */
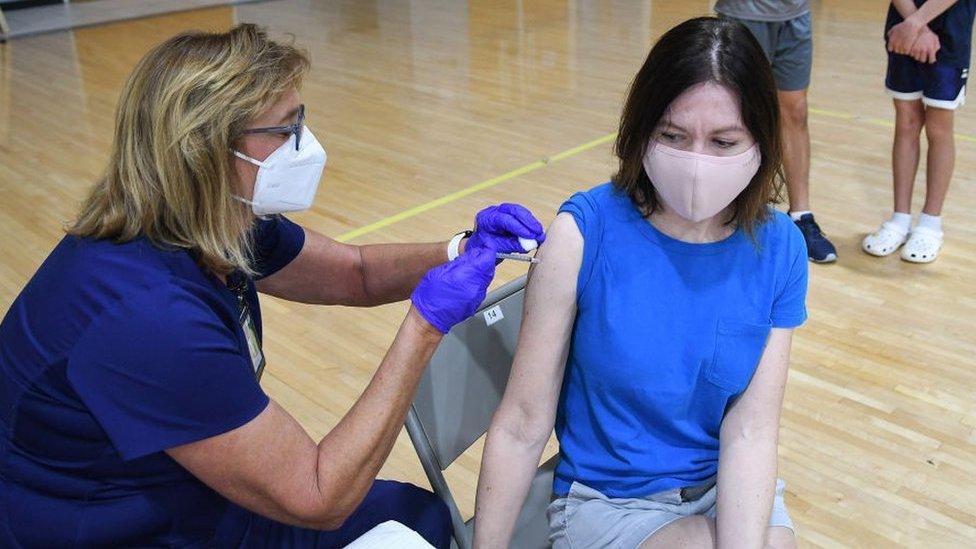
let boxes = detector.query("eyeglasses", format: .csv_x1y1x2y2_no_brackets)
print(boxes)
242,104,305,151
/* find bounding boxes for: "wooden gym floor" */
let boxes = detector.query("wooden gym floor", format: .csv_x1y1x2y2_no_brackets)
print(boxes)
0,1,973,546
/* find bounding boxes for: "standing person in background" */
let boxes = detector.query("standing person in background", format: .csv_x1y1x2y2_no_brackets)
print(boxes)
715,0,838,263
862,0,974,263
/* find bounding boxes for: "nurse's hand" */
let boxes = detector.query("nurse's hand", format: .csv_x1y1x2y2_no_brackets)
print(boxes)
411,247,496,334
466,203,546,255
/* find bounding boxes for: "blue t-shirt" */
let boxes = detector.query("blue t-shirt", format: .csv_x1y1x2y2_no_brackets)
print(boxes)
885,0,976,67
553,184,808,498
0,216,305,546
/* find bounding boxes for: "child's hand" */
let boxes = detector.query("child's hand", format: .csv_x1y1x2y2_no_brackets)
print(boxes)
887,16,925,56
909,27,940,64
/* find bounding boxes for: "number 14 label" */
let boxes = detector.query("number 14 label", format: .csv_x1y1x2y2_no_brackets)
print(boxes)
483,305,504,326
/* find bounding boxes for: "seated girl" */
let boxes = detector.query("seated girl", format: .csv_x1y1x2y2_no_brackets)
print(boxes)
472,16,808,549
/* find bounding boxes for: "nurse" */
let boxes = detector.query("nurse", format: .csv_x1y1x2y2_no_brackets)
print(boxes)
0,24,544,548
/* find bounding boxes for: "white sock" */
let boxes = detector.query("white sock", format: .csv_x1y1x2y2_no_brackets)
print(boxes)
916,213,942,233
889,212,912,233
789,210,812,221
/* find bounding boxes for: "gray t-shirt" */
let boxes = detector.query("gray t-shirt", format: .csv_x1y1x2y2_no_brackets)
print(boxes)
714,0,810,22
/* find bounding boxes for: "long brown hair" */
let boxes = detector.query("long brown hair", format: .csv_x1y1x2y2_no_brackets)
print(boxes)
69,24,310,275
613,16,784,239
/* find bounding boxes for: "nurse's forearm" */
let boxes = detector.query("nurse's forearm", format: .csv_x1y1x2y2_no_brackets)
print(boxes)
255,229,458,307
312,307,443,522
357,239,462,305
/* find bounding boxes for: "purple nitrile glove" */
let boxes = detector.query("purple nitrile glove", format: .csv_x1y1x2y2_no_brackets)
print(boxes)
411,247,497,334
466,203,547,256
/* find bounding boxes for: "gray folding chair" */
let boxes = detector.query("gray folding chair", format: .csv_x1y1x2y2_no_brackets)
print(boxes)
405,274,558,549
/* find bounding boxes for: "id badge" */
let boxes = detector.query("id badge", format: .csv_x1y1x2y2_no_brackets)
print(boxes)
240,305,266,380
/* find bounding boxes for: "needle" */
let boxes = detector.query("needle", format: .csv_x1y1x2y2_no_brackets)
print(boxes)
496,252,540,264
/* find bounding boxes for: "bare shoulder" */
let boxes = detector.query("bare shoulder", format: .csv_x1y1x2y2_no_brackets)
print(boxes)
536,212,583,264
526,212,584,302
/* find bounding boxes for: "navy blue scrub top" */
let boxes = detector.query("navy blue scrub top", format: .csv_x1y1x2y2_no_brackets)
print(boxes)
0,215,305,547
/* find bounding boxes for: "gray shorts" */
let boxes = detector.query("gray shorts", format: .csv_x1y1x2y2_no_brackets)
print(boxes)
547,478,793,549
722,13,813,91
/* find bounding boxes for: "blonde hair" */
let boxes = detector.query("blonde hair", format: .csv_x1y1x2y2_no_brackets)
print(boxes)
69,24,310,275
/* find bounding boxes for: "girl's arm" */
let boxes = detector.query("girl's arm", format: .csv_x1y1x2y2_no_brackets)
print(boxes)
891,0,919,19
715,328,795,548
887,0,958,55
909,0,960,24
472,213,582,548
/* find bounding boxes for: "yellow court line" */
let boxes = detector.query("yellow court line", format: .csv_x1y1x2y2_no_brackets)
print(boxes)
334,132,617,242
809,107,976,143
335,108,973,242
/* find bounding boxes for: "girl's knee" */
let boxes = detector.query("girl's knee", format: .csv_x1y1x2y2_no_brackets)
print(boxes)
895,111,925,134
894,100,925,133
765,526,797,549
780,98,808,128
924,108,955,140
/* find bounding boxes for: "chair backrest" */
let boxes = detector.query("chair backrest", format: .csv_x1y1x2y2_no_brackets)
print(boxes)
410,274,527,470
406,274,556,549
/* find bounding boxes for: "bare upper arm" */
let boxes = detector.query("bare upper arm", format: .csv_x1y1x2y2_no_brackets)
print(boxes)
166,400,341,529
495,212,583,439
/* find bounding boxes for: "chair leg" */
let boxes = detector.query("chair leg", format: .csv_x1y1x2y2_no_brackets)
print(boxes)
405,409,472,548
0,8,9,42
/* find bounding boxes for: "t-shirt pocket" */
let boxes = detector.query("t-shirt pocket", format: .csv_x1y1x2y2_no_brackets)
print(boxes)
705,318,772,394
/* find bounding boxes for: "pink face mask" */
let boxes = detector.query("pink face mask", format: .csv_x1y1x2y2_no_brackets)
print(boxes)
642,142,761,223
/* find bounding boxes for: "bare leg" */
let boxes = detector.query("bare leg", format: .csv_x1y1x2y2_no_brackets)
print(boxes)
777,90,811,212
639,516,715,548
892,99,926,214
639,517,796,549
921,106,955,216
766,526,797,549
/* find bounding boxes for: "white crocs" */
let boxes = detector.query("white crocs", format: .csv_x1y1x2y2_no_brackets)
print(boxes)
862,221,909,257
900,226,943,263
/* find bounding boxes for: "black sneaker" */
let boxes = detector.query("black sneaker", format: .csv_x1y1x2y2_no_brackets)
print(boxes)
794,213,837,263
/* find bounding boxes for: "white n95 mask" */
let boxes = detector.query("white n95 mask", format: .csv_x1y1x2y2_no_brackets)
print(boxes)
232,126,326,216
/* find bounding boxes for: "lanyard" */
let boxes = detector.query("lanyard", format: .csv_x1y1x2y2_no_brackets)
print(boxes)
228,273,266,381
